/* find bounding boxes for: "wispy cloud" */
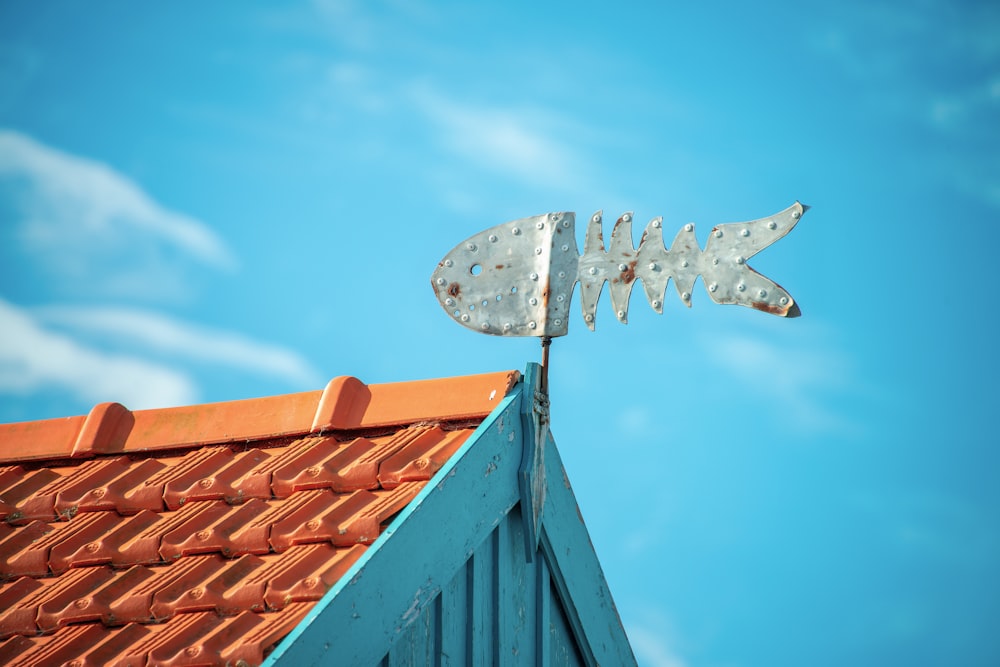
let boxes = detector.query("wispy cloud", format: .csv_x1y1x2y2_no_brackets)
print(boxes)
0,297,196,409
409,85,591,192
0,132,322,415
702,325,855,435
34,305,322,387
626,613,689,667
0,129,235,297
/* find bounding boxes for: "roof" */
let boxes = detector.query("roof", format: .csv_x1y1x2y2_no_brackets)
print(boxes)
0,370,519,666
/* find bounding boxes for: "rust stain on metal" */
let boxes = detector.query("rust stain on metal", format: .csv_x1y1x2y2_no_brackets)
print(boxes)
751,299,800,317
751,300,783,315
430,202,807,334
621,260,637,284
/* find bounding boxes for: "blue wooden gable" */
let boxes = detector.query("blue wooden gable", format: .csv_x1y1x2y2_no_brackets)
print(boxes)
264,364,636,666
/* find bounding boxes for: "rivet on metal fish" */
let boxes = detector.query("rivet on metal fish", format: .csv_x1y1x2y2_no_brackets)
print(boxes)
431,201,807,337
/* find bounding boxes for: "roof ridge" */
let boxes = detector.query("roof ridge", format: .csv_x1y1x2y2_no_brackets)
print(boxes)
0,370,520,465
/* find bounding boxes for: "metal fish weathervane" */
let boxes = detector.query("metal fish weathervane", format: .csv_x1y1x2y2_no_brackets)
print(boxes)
431,202,806,560
431,201,807,337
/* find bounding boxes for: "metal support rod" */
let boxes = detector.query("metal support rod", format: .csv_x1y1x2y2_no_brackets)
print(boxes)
540,336,551,396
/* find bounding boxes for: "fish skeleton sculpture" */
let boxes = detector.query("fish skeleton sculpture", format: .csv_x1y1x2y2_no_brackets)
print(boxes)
431,201,807,337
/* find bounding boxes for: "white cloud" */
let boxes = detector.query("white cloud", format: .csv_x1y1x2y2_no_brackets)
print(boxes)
0,297,196,409
0,129,234,296
702,327,855,435
626,622,689,667
34,305,322,388
409,85,589,191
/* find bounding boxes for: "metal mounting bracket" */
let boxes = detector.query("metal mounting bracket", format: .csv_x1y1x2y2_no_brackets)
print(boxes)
518,362,548,562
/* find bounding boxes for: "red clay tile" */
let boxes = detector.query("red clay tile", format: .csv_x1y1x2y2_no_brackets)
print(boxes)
227,445,296,502
202,496,314,559
271,432,415,497
34,564,116,632
145,500,223,563
158,447,237,511
378,426,472,488
311,370,519,430
44,456,132,519
87,565,158,626
127,390,323,453
219,603,313,665
105,556,223,625
114,447,234,514
162,447,271,509
0,576,44,638
61,622,150,667
268,436,358,498
0,633,35,664
159,498,271,560
0,415,85,464
255,436,335,498
268,489,374,551
13,622,113,666
162,609,266,666
309,376,369,431
261,543,367,609
71,402,135,459
0,466,25,492
1,468,60,523
268,483,424,552
53,457,166,518
49,509,162,572
0,520,56,579
17,457,157,523
112,610,223,667
229,490,326,554
337,482,425,546
149,554,267,620
44,510,122,574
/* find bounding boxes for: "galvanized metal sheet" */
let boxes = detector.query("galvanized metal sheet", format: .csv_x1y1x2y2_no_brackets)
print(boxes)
431,212,579,337
431,202,806,336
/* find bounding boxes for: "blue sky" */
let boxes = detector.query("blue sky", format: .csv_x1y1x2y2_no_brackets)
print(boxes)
1,2,998,665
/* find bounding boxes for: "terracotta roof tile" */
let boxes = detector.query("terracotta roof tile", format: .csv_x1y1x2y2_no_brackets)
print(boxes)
0,370,518,666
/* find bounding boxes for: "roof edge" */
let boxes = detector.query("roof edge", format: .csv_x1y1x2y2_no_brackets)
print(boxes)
264,377,525,666
0,370,521,465
266,366,637,666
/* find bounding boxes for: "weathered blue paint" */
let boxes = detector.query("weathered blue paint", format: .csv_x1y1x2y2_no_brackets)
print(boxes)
264,368,636,666
538,435,637,666
517,362,547,562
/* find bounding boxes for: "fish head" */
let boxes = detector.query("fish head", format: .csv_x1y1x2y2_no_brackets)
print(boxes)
430,212,579,337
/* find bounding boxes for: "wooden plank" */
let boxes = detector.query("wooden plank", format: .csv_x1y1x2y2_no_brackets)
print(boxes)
539,435,638,667
536,547,551,662
265,390,523,667
549,578,585,667
469,531,494,667
437,559,467,666
384,598,436,666
498,506,537,666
